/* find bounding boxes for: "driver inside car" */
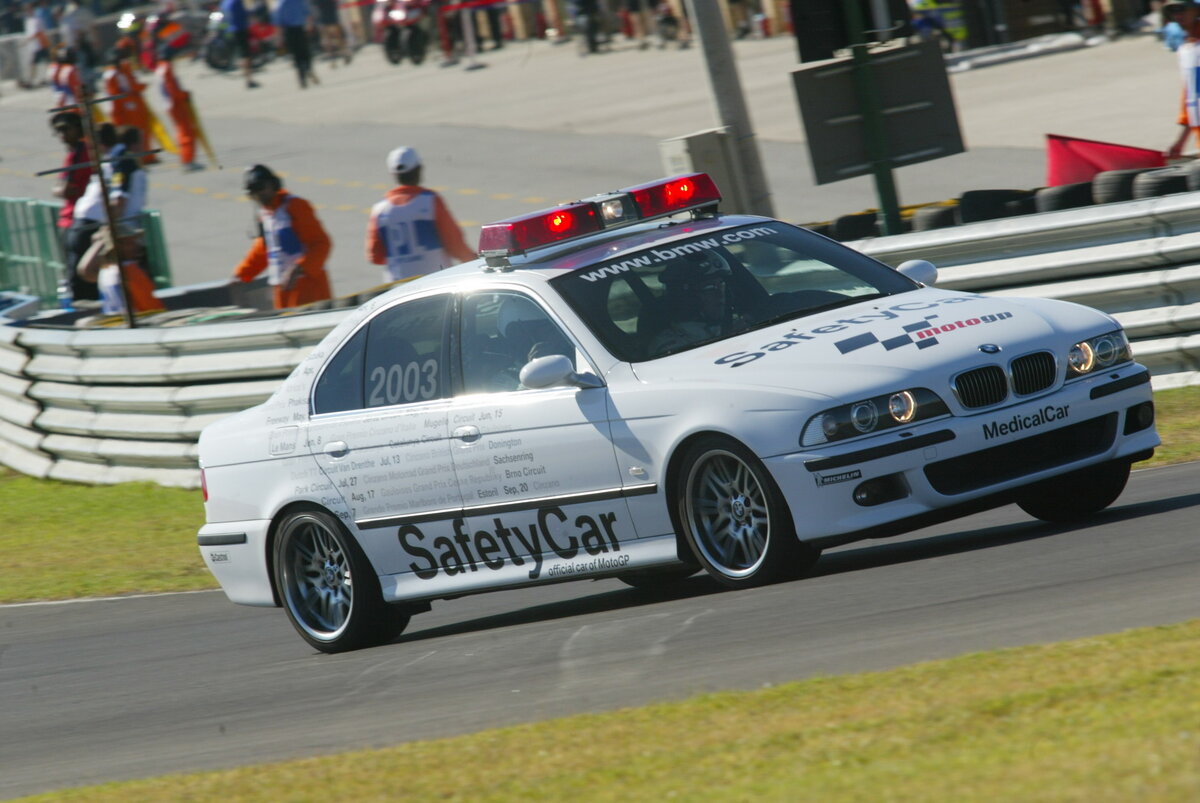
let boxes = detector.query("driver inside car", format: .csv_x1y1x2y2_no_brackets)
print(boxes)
649,251,745,354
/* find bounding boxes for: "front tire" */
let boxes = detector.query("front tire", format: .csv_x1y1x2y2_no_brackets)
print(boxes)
1016,460,1131,523
384,27,404,64
273,509,409,652
676,437,818,589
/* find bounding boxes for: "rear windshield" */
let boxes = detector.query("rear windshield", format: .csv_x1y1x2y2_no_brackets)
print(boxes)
551,222,917,362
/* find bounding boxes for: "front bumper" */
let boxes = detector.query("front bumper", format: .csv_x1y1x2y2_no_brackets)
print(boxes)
767,365,1159,547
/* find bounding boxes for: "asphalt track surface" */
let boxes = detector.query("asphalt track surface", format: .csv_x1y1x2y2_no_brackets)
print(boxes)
2,461,1198,798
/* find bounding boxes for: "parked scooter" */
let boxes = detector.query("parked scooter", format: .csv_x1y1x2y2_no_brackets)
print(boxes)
372,0,432,66
203,8,276,72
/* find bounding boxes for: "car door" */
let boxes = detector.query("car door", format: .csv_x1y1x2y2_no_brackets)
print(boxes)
307,293,462,576
446,289,642,587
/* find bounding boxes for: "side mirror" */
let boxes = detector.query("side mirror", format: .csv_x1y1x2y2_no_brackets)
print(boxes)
897,259,938,286
519,355,603,390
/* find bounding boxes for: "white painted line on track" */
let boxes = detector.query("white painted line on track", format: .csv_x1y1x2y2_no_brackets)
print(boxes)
1,589,222,609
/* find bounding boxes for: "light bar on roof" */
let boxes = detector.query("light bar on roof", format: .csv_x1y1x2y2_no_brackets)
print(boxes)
478,173,721,261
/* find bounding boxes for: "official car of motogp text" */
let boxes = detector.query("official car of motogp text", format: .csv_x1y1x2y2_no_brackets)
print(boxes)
197,174,1159,652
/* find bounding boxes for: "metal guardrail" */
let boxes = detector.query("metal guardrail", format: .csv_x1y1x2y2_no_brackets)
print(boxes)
0,198,173,306
3,192,1200,488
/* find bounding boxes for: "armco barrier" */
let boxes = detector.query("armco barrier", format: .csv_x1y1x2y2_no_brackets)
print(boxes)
4,191,1200,488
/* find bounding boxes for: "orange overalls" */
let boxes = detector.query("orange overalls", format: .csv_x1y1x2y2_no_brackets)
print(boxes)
103,62,157,161
235,190,334,309
155,59,195,166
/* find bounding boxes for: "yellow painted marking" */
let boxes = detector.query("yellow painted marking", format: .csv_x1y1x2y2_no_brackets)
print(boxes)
312,203,327,210
491,193,515,200
371,183,389,190
319,178,338,186
293,175,312,182
336,204,359,211
211,192,231,200
345,180,364,188
457,188,481,196
522,196,546,204
169,184,185,191
189,187,208,195
459,220,479,227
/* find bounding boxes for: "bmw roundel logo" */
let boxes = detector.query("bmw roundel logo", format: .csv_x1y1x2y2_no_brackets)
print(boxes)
979,344,1001,354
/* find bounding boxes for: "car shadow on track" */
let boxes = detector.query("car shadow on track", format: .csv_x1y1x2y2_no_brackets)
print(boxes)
395,577,727,645
392,491,1200,647
810,491,1200,579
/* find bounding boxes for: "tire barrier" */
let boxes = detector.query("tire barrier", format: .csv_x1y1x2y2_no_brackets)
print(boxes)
4,191,1200,488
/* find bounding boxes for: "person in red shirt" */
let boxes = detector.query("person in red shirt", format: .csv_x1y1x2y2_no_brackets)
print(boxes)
233,164,333,309
365,146,475,284
155,48,203,172
51,111,97,302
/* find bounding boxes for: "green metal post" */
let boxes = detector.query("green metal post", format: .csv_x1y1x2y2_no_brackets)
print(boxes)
843,1,903,235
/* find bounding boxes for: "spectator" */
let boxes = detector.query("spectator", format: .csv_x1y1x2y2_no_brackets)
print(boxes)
48,45,82,109
50,110,93,302
273,0,318,88
76,223,165,317
313,0,351,64
20,0,52,89
1162,1,1189,50
155,46,205,172
58,0,97,78
233,165,334,309
103,44,163,164
1168,1,1200,157
366,146,476,284
218,0,260,89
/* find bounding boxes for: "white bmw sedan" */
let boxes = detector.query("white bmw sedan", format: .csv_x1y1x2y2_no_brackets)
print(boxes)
197,174,1159,652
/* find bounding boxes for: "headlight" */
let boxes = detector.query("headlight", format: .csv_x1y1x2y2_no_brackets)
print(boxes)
1066,330,1131,379
801,388,949,446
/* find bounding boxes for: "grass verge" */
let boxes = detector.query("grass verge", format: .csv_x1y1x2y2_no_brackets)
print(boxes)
0,386,1196,605
18,620,1200,802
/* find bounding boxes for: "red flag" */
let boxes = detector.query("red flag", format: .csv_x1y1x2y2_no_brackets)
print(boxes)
1046,134,1166,186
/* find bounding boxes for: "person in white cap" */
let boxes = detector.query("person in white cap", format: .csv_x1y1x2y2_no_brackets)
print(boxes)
365,146,476,284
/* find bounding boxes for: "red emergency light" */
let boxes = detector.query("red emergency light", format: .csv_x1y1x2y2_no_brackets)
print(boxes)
478,173,721,262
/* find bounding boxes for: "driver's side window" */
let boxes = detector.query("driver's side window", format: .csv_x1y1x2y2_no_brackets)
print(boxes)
460,292,574,394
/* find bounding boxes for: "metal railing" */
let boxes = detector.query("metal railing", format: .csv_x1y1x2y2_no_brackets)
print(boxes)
0,198,173,306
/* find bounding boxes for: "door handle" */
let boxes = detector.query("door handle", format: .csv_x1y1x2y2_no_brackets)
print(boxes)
453,425,481,443
323,440,349,458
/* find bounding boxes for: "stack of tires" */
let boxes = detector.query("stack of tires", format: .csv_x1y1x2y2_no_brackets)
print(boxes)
811,160,1200,241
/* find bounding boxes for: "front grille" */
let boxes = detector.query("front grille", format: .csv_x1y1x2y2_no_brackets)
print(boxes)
954,365,1007,408
924,413,1117,495
1011,351,1057,395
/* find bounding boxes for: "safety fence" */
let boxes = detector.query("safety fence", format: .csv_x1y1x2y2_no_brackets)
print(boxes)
3,191,1200,489
0,198,174,305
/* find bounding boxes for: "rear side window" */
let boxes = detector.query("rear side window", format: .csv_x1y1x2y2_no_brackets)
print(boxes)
362,294,451,408
312,327,366,414
312,294,451,414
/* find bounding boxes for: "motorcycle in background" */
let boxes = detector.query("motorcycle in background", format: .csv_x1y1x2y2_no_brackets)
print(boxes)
203,8,277,72
372,0,432,65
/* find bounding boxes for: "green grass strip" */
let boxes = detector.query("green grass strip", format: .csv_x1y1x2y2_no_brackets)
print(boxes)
18,620,1200,802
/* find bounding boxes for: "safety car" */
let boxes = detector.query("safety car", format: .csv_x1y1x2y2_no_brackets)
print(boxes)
197,173,1159,652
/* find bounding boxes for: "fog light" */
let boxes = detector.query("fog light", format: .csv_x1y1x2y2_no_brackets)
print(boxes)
1124,401,1155,434
852,474,909,507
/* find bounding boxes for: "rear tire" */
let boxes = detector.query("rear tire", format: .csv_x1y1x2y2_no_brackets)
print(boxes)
273,509,409,652
1016,460,1131,523
676,437,818,589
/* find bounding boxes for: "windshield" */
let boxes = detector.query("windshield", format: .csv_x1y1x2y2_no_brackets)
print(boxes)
551,221,918,362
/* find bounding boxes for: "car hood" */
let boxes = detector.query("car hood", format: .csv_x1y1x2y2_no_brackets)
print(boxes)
631,288,1118,404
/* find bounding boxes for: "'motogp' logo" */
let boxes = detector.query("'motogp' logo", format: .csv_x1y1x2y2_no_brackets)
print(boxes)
835,312,1013,355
